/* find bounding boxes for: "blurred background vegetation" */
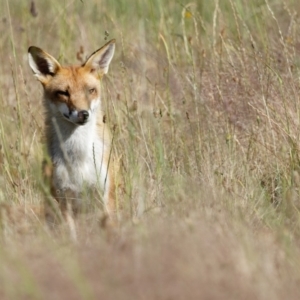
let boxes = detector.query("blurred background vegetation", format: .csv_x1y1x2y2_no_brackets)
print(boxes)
1,0,300,299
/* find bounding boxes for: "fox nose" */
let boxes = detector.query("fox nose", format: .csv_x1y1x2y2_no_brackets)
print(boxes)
78,110,89,123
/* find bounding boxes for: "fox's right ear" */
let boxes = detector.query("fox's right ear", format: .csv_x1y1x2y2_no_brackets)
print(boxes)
83,39,115,77
28,46,61,82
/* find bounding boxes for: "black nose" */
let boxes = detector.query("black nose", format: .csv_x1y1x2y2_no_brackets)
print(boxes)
81,110,89,120
78,110,89,123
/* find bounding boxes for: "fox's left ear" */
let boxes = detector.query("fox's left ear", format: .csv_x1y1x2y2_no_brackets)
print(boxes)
84,39,115,77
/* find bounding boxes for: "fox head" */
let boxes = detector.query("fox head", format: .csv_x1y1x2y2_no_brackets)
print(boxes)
28,40,115,125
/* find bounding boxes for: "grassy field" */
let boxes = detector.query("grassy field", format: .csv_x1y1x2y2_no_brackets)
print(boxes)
1,0,300,298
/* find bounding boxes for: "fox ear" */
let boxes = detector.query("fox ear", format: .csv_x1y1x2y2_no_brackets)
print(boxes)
28,46,61,82
83,39,115,77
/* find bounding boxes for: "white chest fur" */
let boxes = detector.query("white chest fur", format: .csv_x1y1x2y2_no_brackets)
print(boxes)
49,115,109,197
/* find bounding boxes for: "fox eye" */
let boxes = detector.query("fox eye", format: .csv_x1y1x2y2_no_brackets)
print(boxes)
89,88,96,94
55,90,69,97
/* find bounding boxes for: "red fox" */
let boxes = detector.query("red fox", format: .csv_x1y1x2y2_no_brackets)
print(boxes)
28,40,116,225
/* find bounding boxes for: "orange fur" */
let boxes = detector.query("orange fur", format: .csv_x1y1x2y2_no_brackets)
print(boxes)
28,40,116,224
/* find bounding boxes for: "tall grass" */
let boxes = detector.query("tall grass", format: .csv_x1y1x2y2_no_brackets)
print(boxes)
1,0,300,299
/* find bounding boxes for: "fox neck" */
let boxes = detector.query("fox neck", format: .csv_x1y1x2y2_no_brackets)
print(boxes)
46,105,101,164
